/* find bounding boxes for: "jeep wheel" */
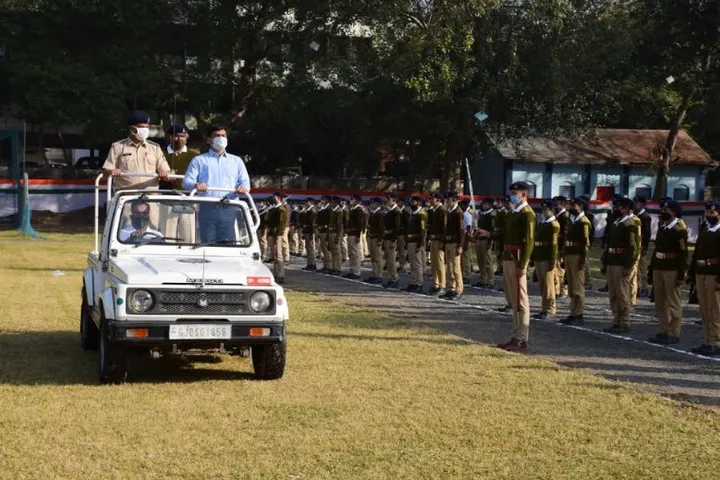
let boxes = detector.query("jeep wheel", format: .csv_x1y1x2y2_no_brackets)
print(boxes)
80,287,99,351
251,338,286,380
98,313,127,384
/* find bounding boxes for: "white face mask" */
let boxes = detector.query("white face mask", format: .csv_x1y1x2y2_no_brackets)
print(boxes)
133,127,149,141
211,136,228,152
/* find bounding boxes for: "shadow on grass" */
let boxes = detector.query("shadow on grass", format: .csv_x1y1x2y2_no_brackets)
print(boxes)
0,330,257,386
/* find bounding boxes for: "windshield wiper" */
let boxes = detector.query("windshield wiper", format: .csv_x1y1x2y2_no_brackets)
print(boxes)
133,236,182,247
192,239,239,249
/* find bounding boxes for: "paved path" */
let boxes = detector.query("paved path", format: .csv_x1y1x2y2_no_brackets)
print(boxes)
282,257,720,407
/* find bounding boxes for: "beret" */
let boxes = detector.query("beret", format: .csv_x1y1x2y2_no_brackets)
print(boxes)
509,181,530,191
128,112,150,125
166,123,188,135
431,192,443,200
482,197,494,204
540,198,553,208
500,195,511,202
705,200,720,211
460,198,470,206
618,197,634,207
272,191,287,199
445,190,459,198
552,195,567,202
633,196,647,203
306,196,315,202
660,198,682,212
370,197,383,203
569,196,587,207
351,194,362,201
411,195,425,202
386,192,398,199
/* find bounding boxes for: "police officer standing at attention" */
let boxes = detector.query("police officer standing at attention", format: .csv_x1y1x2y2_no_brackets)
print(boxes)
474,198,496,288
302,197,317,271
365,197,385,284
460,199,474,283
493,196,509,277
633,196,653,298
344,194,365,280
601,197,640,333
383,193,402,289
267,192,288,284
647,199,687,344
316,195,332,274
397,197,410,274
531,199,559,320
405,195,427,292
599,193,623,292
428,192,447,295
580,194,595,288
341,197,350,263
182,125,250,244
258,199,270,261
561,197,592,325
328,196,344,276
553,196,570,298
442,191,465,300
688,201,720,356
497,182,535,352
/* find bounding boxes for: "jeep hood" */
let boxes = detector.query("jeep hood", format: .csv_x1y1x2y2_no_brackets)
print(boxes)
109,256,275,285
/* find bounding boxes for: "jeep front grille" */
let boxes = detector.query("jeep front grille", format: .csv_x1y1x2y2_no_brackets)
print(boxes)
156,291,246,315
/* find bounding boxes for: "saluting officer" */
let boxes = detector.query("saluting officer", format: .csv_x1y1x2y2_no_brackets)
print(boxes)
316,195,332,274
405,195,428,292
497,182,535,352
268,192,289,284
553,195,570,298
580,194,595,288
344,194,365,280
442,191,465,300
302,197,317,271
601,197,640,333
561,197,592,325
633,196,653,299
428,192,447,295
474,198,496,288
383,193,402,288
647,199,687,344
365,197,385,284
688,201,720,357
328,196,344,276
531,199,560,320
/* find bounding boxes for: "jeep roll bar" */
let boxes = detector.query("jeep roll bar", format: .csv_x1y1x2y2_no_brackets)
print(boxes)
93,173,260,253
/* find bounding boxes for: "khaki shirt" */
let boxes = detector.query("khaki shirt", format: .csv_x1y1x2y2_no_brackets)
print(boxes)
102,138,170,190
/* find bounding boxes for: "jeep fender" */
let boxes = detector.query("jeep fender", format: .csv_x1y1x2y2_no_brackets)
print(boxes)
83,268,94,305
101,287,116,320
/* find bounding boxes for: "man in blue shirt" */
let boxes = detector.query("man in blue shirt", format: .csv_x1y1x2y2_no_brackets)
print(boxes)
182,126,252,243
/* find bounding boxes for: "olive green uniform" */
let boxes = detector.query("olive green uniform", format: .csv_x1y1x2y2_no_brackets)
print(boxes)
429,205,448,289
636,209,652,295
303,206,317,268
532,217,560,315
361,207,370,257
502,203,535,341
564,213,592,316
397,207,411,272
689,224,720,347
296,207,306,256
282,203,292,262
341,206,350,262
160,147,200,243
604,214,641,328
289,207,299,255
259,206,270,260
267,203,288,279
475,209,496,285
383,206,402,282
407,207,428,285
347,205,365,276
554,209,570,296
650,218,688,338
444,204,466,294
368,207,385,279
494,208,507,275
584,210,595,284
329,206,344,271
316,205,331,270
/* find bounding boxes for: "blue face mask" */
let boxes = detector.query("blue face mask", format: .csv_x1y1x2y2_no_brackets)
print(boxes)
510,195,521,204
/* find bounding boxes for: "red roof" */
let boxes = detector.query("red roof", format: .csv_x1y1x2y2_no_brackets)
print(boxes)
494,129,716,167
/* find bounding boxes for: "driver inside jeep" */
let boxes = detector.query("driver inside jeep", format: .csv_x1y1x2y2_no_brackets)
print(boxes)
119,201,164,242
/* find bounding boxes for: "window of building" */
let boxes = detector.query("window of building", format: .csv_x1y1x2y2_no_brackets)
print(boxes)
673,184,690,201
525,181,537,198
559,182,575,199
635,184,652,199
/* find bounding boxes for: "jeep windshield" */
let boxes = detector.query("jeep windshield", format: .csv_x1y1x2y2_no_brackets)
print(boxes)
116,197,252,248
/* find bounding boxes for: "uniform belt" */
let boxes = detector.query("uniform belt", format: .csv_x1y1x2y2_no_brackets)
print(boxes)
430,235,441,240
609,248,627,254
445,236,458,242
534,241,551,246
655,252,679,259
504,245,523,251
697,258,719,266
408,234,420,239
566,241,581,247
384,230,394,234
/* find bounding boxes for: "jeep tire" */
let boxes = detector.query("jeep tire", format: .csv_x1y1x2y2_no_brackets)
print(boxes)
98,312,127,384
80,287,99,351
252,337,286,380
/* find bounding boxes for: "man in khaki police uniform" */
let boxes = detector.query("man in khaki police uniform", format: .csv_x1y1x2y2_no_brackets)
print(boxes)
531,199,559,320
648,199,687,344
405,195,427,292
396,197,410,274
427,192,447,295
102,112,171,228
316,195,332,274
258,199,270,261
302,197,317,271
497,182,535,352
442,191,465,300
328,196,344,275
474,198,496,288
633,196,653,299
344,194,365,280
383,193,402,289
460,199,474,282
267,192,288,284
601,197,640,333
561,196,592,325
553,195,570,298
580,194,594,288
365,197,385,284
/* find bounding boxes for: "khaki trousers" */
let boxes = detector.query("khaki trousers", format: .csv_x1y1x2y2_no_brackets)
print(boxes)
584,261,591,284
298,233,305,256
159,206,195,244
444,243,463,294
348,235,362,276
268,236,285,279
289,227,297,254
369,237,384,277
475,240,494,285
341,235,348,261
330,233,342,271
638,250,649,291
361,232,369,257
304,233,316,266
554,260,567,295
696,274,720,346
384,239,398,281
535,260,556,315
431,240,446,289
495,249,504,274
461,246,473,279
282,227,290,262
259,229,268,260
407,242,423,285
503,260,530,342
319,233,331,270
397,237,407,271
565,254,585,316
653,270,682,338
607,265,636,327
421,246,427,270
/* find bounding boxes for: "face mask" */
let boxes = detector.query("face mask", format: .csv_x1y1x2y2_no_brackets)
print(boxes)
211,136,228,151
706,216,719,226
543,209,553,219
131,215,149,230
133,127,149,141
660,212,671,222
510,195,521,204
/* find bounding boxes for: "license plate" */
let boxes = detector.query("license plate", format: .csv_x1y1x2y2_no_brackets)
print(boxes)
168,324,232,340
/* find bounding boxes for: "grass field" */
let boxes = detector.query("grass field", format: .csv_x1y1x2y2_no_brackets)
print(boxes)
0,231,719,479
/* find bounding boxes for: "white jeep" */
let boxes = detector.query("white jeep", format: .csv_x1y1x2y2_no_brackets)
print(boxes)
80,173,288,383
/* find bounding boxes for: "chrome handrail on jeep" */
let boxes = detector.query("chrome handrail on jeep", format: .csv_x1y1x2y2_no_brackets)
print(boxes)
189,187,260,233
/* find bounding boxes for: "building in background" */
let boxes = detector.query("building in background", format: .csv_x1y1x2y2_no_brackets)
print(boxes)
473,129,716,200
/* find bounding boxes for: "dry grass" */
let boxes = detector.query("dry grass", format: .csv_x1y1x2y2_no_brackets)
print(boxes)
0,231,718,480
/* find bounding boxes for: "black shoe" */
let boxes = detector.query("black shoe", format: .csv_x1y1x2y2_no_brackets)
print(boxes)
603,325,630,334
690,344,720,356
344,273,361,280
307,265,317,271
560,315,584,325
443,291,459,300
367,276,383,284
598,284,608,293
428,287,441,295
404,284,419,292
648,333,680,345
497,305,512,313
532,312,548,320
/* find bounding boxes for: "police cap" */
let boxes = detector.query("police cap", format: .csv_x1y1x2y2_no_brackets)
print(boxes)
540,198,554,208
411,195,425,203
166,123,188,135
370,197,383,204
272,191,287,199
509,181,530,191
445,190,459,199
351,194,362,202
633,195,647,204
431,192,443,200
482,197,494,205
569,196,587,208
128,111,150,125
705,200,720,212
553,195,567,202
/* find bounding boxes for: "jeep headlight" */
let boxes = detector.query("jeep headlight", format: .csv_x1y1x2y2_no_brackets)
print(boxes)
249,292,271,313
129,289,154,313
